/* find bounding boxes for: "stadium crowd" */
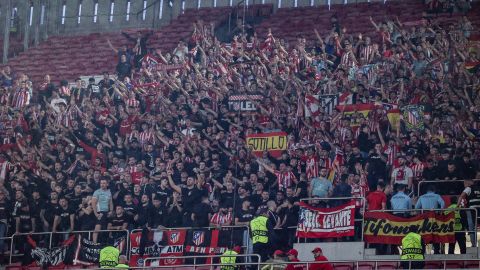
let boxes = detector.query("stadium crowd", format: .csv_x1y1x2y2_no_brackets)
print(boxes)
0,1,479,264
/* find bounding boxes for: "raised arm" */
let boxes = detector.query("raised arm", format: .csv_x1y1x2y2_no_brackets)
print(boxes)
107,39,119,54
167,170,181,194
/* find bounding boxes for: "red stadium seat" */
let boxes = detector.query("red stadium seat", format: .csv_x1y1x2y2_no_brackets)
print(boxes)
357,262,374,270
332,263,353,270
446,261,465,269
465,261,480,268
377,261,398,269
424,261,443,269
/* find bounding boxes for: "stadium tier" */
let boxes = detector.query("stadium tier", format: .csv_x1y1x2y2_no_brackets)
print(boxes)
0,0,479,269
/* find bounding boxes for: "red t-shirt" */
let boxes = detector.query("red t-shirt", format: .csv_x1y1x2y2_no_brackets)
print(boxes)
366,190,387,210
285,258,304,270
309,256,333,270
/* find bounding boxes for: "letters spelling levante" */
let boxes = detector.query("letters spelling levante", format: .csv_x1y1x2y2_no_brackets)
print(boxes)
247,135,286,151
364,217,454,236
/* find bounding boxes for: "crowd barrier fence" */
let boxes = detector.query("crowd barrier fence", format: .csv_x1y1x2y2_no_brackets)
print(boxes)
58,258,480,270
417,179,480,196
143,254,261,269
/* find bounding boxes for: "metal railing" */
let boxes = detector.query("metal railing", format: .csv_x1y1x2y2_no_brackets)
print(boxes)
417,179,480,196
8,229,129,264
143,254,260,269
299,196,366,242
50,258,480,270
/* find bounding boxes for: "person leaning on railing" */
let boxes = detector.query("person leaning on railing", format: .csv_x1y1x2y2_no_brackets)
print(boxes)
220,246,241,270
250,207,273,263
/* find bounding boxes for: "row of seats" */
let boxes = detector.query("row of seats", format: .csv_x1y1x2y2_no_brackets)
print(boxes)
5,261,480,270
333,260,480,270
0,5,241,82
255,0,480,45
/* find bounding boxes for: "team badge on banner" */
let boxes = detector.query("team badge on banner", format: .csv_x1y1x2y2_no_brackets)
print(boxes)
170,232,180,244
192,231,205,246
401,105,425,131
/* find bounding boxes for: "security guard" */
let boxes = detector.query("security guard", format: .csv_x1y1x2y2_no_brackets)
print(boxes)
446,197,467,254
400,232,425,269
99,246,120,268
116,255,129,268
220,246,241,270
250,207,271,262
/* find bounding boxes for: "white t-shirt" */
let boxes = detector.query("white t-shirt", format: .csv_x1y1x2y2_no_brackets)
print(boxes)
391,166,413,185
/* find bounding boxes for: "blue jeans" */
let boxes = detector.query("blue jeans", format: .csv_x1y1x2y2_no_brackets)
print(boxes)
466,210,477,247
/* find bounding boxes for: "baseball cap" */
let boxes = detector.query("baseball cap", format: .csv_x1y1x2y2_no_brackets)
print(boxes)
312,247,322,253
286,249,298,256
232,246,242,253
273,250,284,256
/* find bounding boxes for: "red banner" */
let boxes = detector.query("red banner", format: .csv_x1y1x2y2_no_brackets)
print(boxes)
129,230,185,267
363,211,455,245
296,201,356,238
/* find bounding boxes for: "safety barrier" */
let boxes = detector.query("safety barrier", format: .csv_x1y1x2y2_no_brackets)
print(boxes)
8,229,129,264
143,254,261,268
299,196,366,242
417,178,480,196
50,258,480,270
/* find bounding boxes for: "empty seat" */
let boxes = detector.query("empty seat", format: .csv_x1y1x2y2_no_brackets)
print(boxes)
332,263,353,270
424,261,443,269
466,261,480,268
446,261,465,269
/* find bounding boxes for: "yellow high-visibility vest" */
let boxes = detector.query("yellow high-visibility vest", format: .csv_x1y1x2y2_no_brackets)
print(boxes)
401,232,424,260
250,216,268,244
99,246,120,268
220,250,238,270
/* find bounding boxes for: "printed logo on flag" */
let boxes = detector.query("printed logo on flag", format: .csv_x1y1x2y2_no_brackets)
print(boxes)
170,232,179,244
192,231,205,246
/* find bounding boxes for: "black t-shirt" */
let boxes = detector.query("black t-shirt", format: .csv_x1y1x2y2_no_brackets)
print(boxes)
56,206,74,231
220,190,235,208
295,181,308,199
44,201,59,225
154,186,172,206
122,202,138,222
68,193,83,211
150,205,167,228
235,208,254,223
166,201,183,227
136,203,153,227
181,187,202,213
17,207,32,231
192,202,211,227
367,153,387,176
77,211,97,231
109,214,127,228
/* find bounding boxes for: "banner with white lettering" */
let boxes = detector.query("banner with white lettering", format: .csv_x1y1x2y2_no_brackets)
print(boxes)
228,94,263,112
296,201,356,238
